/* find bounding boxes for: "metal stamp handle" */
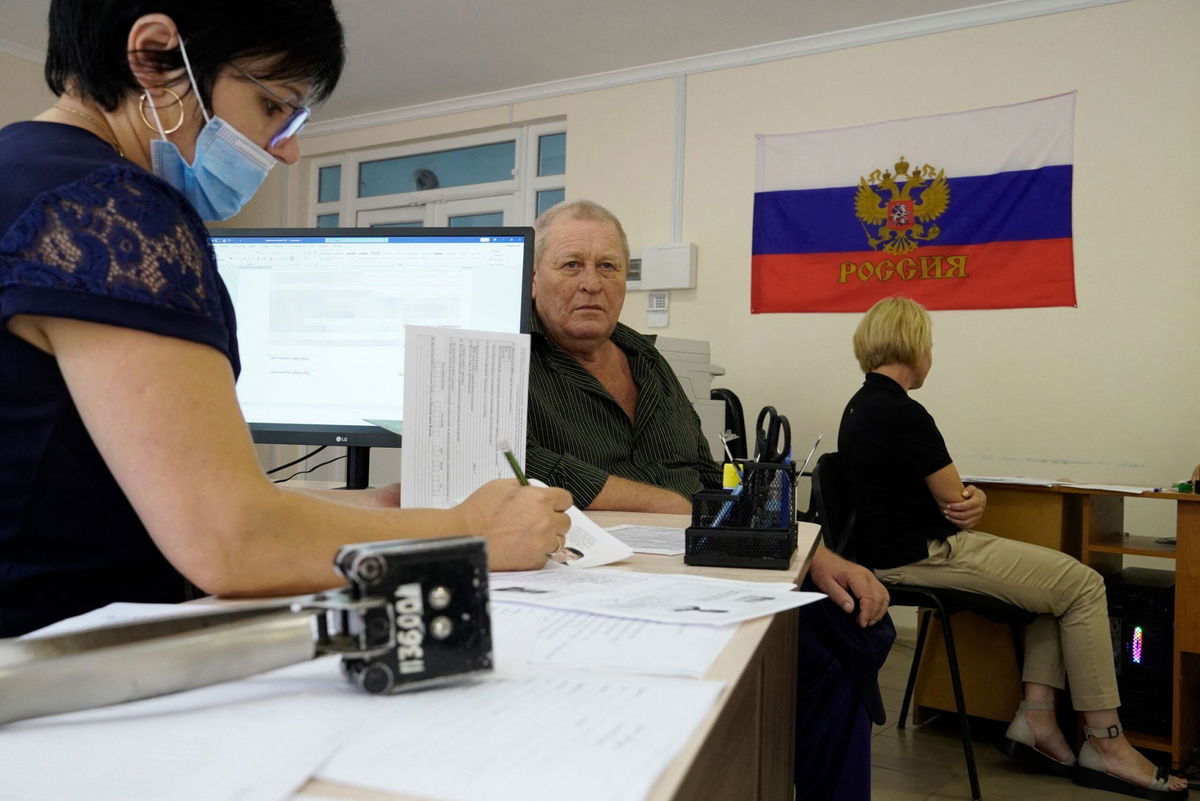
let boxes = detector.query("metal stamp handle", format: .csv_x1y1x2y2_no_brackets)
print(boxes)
0,609,315,726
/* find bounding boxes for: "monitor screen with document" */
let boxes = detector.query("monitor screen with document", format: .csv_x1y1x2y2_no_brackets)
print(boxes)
209,226,534,487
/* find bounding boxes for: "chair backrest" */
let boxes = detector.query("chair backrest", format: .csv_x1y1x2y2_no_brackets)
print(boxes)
709,387,747,461
810,451,859,562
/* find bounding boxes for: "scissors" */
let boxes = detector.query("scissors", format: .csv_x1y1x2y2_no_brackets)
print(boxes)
753,405,791,463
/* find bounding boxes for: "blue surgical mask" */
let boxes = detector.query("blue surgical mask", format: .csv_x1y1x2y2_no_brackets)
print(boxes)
146,41,276,221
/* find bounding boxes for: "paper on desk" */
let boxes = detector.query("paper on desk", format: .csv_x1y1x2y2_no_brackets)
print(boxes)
2,605,368,801
490,567,820,625
606,523,685,555
1057,482,1158,494
401,326,530,508
526,479,634,567
960,475,1058,486
4,602,726,801
961,476,1159,494
316,667,724,801
492,603,734,678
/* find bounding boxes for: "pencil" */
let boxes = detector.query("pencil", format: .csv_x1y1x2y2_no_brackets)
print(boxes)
497,439,528,485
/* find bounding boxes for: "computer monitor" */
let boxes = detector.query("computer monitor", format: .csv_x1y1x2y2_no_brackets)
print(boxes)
209,227,534,489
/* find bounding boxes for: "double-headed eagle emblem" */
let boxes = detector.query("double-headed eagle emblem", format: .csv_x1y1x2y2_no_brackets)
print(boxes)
854,157,949,254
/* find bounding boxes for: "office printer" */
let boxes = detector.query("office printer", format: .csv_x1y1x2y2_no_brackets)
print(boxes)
653,336,726,461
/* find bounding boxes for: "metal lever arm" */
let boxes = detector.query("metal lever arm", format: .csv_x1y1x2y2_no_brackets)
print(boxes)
0,606,316,726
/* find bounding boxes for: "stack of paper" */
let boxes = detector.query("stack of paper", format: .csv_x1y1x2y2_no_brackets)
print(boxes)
315,668,723,801
0,589,752,801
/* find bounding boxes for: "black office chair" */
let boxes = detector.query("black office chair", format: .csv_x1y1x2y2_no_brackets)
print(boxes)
809,451,1036,801
710,387,747,461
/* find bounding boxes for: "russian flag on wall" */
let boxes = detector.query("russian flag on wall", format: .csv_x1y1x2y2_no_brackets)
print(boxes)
752,93,1076,313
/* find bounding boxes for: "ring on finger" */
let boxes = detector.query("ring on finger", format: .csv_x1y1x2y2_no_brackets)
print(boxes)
545,533,567,559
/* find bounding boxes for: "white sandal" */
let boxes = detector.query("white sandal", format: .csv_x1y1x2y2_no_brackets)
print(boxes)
999,700,1075,776
1075,722,1188,800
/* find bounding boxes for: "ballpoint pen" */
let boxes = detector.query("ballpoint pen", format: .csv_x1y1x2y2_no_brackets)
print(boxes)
778,449,792,528
712,482,744,528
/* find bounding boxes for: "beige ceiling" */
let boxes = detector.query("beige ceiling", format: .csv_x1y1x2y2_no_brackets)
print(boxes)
0,0,1094,124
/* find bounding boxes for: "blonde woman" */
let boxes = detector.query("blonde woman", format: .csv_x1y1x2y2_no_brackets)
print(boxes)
838,296,1186,800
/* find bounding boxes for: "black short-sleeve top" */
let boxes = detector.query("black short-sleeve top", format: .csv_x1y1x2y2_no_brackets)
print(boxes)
0,121,240,636
837,372,957,569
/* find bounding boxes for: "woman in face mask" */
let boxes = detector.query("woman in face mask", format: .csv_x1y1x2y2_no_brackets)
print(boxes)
0,0,572,639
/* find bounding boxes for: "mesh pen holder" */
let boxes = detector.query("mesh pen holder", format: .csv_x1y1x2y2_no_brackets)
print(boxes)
684,461,797,569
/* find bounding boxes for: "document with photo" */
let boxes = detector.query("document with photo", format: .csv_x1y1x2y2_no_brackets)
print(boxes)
528,479,634,568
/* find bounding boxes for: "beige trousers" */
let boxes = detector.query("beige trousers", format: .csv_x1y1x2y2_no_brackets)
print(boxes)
873,530,1120,711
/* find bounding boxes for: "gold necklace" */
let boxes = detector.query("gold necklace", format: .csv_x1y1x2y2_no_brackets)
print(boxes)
53,103,125,158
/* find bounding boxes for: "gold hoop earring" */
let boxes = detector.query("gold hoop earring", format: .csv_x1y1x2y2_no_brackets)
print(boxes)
139,88,186,135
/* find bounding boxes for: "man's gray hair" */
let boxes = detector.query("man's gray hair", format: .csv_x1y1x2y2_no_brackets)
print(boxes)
532,199,630,269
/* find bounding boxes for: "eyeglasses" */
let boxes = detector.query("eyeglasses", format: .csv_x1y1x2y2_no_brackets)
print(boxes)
230,63,312,148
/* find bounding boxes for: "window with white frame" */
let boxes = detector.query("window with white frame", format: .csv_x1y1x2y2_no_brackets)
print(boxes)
311,122,565,229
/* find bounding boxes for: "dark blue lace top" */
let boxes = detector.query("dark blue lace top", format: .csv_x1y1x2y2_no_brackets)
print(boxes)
0,121,240,636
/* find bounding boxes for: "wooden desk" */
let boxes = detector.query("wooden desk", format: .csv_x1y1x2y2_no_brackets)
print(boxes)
298,511,816,801
911,482,1200,767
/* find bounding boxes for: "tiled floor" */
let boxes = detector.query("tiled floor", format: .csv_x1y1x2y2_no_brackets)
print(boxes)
870,629,1162,801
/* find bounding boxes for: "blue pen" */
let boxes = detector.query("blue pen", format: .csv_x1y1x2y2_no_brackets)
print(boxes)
778,449,793,528
712,483,743,528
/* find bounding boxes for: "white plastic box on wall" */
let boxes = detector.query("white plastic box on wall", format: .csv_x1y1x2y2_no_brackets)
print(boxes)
626,243,697,290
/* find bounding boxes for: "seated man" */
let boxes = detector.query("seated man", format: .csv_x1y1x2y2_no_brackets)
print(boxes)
525,199,718,513
525,199,894,801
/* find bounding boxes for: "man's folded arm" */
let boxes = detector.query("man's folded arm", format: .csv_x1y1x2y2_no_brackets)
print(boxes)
525,438,691,513
589,475,692,514
525,438,609,507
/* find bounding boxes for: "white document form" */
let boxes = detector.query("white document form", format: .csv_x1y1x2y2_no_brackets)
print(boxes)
401,326,530,508
959,475,1058,486
316,668,724,801
1058,482,1158,494
492,603,735,678
2,604,367,801
606,523,686,555
0,669,359,801
491,567,822,625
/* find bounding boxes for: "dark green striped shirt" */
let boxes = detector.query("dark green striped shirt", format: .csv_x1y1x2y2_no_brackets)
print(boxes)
526,313,722,507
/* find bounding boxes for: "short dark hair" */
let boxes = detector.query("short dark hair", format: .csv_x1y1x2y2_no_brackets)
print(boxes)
44,0,345,111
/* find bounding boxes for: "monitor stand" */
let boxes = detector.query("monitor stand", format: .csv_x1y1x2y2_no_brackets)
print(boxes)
343,446,371,490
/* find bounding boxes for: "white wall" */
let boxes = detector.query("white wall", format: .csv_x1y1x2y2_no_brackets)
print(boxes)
0,50,53,125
